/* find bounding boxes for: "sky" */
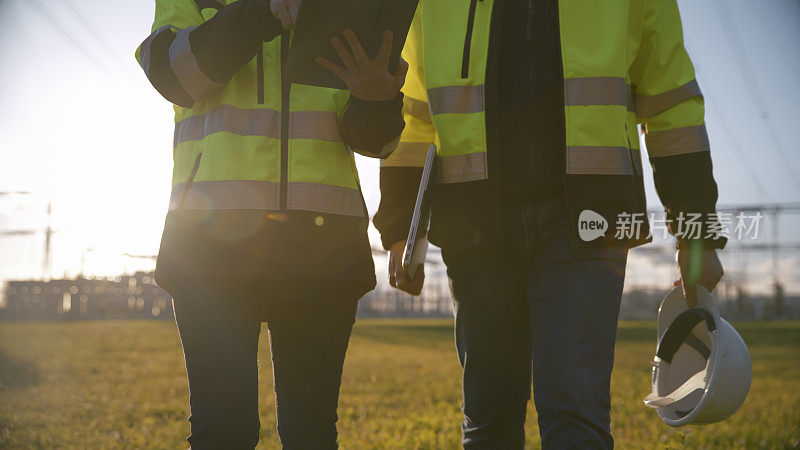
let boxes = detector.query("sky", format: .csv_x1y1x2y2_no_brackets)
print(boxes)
0,0,799,294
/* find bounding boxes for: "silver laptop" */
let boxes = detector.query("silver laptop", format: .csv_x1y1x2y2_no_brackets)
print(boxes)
402,144,437,279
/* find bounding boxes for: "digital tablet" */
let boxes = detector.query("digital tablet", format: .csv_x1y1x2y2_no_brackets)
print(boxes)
286,0,418,90
402,144,436,279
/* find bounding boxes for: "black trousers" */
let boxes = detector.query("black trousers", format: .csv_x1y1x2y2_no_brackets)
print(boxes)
171,282,359,449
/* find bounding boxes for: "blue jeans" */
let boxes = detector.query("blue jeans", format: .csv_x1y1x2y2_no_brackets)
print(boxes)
443,197,628,449
172,282,359,449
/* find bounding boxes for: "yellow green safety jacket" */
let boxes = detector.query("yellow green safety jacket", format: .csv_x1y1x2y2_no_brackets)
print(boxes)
136,0,404,293
376,0,726,250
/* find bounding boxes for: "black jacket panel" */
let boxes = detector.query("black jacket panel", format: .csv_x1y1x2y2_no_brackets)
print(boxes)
155,210,376,298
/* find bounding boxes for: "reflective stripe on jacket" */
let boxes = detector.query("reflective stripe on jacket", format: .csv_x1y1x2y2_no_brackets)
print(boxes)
383,0,717,247
136,0,390,218
135,0,405,294
389,0,709,181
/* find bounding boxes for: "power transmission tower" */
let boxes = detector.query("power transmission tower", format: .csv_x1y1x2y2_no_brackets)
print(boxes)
0,190,55,280
42,193,53,280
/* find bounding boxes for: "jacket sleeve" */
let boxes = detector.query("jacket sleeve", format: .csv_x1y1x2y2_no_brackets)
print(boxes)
629,0,727,250
341,94,406,159
135,0,282,108
372,6,435,250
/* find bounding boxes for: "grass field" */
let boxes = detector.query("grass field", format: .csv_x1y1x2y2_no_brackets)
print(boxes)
1,319,798,449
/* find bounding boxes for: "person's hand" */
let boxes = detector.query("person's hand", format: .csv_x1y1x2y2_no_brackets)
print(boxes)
675,249,724,307
270,0,300,29
316,30,408,101
388,241,424,296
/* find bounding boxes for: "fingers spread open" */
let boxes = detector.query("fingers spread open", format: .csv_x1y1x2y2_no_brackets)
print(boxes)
316,57,348,81
330,37,356,70
343,29,369,67
376,30,393,66
395,57,409,74
392,57,409,86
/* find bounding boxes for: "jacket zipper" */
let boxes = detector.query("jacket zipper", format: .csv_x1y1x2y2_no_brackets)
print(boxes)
256,44,264,104
527,0,535,178
178,152,203,210
625,124,644,208
625,125,638,175
280,31,290,211
526,0,535,40
461,0,482,79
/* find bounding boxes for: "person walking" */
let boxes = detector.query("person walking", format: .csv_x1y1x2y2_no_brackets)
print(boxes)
375,1,726,448
136,0,407,447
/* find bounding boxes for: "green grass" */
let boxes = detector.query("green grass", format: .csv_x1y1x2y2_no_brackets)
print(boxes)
1,320,798,449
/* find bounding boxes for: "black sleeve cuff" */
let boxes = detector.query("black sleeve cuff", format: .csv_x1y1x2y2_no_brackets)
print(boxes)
245,0,284,42
373,166,423,250
143,30,194,107
651,151,726,250
348,93,404,114
341,93,405,157
190,0,283,83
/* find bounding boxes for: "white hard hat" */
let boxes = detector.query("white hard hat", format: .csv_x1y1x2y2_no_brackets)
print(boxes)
644,286,751,426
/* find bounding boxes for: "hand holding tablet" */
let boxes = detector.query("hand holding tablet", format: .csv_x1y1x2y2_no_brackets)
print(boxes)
285,0,418,90
316,30,409,101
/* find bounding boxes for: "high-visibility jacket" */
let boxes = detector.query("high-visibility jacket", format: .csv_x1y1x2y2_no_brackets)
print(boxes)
135,0,403,293
382,0,723,248
136,0,390,218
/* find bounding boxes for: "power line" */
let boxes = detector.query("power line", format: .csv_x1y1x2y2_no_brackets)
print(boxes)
713,0,800,195
705,85,771,200
0,230,37,236
23,0,113,77
679,32,770,200
61,0,126,67
749,0,800,80
647,202,800,215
